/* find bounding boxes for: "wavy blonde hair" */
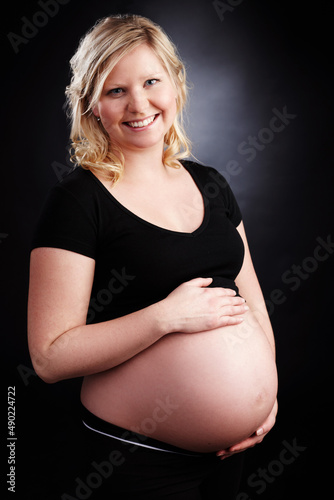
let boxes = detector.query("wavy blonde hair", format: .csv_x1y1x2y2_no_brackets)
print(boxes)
65,14,192,183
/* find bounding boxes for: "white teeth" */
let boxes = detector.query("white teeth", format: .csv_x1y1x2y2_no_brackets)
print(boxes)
127,115,156,128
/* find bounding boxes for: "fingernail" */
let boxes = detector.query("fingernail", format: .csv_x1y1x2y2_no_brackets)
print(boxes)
256,428,264,436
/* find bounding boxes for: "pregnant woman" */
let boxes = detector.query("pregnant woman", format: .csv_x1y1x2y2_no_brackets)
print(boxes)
28,15,278,499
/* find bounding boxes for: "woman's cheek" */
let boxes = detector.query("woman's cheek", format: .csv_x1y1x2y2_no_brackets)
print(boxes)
98,99,122,128
159,94,178,128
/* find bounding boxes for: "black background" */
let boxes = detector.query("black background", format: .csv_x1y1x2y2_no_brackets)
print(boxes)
2,0,334,498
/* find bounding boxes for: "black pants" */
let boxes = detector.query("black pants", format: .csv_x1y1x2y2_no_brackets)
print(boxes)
79,406,244,499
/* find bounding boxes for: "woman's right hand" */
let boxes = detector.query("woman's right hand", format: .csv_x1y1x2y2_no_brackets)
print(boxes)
160,277,248,334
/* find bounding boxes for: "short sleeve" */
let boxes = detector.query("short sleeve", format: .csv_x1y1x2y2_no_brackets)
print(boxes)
31,185,97,259
208,167,242,227
222,177,242,227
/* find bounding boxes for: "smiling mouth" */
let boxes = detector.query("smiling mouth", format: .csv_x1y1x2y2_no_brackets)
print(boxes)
124,114,159,129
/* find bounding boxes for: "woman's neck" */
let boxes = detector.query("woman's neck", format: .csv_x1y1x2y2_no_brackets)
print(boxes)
121,144,168,184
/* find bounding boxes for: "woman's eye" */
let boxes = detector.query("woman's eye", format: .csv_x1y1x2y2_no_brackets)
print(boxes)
106,79,159,96
108,88,123,96
146,79,158,86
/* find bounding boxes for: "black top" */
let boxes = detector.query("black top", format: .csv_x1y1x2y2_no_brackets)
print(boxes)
31,161,244,324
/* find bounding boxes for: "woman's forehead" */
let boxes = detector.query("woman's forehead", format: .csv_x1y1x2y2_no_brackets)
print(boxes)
103,44,168,86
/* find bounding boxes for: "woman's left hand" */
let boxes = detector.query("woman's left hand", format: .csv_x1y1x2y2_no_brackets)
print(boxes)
216,399,278,460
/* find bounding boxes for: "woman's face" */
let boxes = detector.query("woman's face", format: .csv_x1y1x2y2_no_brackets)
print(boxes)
93,44,178,156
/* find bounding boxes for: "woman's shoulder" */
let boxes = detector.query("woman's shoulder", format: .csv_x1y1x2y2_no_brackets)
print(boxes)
46,166,108,213
54,166,95,195
37,167,105,226
181,160,229,187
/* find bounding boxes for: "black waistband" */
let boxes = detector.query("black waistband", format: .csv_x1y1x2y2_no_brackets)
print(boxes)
81,404,203,457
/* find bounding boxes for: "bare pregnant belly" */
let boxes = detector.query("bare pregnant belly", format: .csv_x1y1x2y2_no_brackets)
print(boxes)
81,311,278,452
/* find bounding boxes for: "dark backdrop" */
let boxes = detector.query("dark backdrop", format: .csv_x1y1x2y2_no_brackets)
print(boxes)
2,0,333,498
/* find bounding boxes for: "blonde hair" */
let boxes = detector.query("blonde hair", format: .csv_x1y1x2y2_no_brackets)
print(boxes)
65,14,192,183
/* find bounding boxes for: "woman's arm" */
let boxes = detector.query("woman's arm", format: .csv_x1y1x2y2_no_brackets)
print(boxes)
235,221,276,356
28,247,247,384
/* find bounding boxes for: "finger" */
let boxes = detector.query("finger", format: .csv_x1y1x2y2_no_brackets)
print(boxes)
217,448,246,460
228,433,266,453
211,290,245,304
216,450,233,457
219,315,245,327
187,277,213,287
217,452,233,460
257,414,276,436
255,401,278,435
215,292,243,302
220,304,249,317
216,288,238,297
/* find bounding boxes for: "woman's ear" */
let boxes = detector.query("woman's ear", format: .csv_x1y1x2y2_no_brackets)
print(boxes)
91,105,100,118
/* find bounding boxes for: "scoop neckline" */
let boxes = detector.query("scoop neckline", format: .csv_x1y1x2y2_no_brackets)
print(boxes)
87,162,210,237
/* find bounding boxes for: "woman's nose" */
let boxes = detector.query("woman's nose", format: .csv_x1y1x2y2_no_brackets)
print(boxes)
127,89,148,114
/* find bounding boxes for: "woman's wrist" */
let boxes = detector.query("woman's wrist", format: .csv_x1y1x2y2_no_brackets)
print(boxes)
150,298,175,337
